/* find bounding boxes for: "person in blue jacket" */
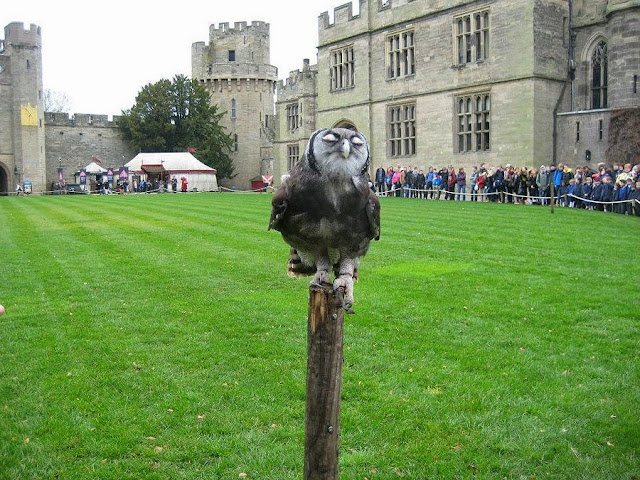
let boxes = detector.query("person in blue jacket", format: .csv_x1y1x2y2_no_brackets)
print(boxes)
375,165,386,194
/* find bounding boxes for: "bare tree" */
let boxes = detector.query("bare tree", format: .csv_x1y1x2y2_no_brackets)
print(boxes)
43,89,71,113
607,109,640,166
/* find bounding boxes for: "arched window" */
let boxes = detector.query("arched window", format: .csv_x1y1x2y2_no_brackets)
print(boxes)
591,41,607,109
231,98,237,119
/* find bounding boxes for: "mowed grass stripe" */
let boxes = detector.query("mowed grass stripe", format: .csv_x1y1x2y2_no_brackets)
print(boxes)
0,194,638,479
6,195,279,291
37,194,285,271
1,195,306,478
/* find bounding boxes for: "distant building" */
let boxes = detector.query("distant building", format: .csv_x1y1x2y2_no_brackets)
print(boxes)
0,23,132,194
0,23,46,193
192,21,277,190
273,59,318,184
273,0,640,181
1,1,638,194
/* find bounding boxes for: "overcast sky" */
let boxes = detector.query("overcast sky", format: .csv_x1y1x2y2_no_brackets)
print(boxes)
1,0,356,117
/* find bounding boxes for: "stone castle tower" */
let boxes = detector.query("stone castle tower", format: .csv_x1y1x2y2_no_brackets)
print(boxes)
192,21,278,190
0,23,47,194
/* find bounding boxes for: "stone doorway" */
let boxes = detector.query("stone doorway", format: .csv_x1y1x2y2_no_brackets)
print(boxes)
0,164,8,196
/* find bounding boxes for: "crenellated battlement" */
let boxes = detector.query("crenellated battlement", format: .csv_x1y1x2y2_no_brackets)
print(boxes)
318,0,465,32
277,59,317,94
209,20,270,36
319,1,363,30
318,1,371,46
44,112,122,127
318,0,462,45
4,22,41,47
193,19,274,79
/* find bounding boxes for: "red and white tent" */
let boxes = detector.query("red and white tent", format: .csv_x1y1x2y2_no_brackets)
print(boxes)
125,152,218,192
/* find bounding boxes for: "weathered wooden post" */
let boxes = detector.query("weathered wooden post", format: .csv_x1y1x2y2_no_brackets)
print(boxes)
304,283,345,480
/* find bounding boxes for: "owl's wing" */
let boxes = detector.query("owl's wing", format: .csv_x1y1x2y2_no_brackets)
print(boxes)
352,175,380,241
268,182,289,232
366,190,381,241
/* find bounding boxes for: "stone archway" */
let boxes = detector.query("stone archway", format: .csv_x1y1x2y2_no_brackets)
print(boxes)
0,164,9,196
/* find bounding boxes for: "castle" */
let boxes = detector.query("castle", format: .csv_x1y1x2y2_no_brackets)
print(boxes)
0,23,130,194
273,0,640,181
1,0,638,194
191,21,277,190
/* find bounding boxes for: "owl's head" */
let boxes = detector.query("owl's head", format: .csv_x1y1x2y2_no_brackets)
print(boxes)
305,128,370,176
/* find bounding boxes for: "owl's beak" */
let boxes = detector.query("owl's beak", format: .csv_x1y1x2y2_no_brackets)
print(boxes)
341,139,351,158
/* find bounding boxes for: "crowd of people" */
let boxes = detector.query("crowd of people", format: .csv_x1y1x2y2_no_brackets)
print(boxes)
373,161,640,215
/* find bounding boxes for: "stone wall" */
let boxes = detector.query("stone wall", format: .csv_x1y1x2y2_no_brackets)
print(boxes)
556,0,640,170
556,110,609,167
44,112,133,189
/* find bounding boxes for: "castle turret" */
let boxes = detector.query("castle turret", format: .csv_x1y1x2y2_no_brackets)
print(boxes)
192,21,277,190
605,0,640,108
0,23,46,193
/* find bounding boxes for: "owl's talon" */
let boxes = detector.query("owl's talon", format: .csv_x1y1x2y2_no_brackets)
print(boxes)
312,270,331,286
333,274,354,311
331,285,355,314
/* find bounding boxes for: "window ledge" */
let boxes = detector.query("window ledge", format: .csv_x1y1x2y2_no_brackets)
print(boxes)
453,60,487,70
387,74,416,82
557,107,612,116
329,86,356,93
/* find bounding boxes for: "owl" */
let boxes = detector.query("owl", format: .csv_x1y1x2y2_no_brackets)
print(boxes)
268,128,381,312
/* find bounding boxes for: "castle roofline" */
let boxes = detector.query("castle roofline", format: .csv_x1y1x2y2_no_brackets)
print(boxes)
209,20,269,34
319,2,360,29
3,22,41,47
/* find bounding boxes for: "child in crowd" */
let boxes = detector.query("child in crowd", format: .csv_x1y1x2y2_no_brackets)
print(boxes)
566,179,576,208
632,181,640,216
581,176,593,209
601,175,614,212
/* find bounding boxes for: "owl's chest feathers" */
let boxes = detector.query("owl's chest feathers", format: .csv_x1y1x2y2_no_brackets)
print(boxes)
301,174,363,214
289,174,368,239
324,180,354,213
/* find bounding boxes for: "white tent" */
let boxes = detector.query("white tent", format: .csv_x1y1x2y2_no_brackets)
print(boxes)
83,161,108,174
72,160,108,190
125,152,218,192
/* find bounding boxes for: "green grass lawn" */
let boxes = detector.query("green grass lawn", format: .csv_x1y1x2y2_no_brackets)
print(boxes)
0,193,638,479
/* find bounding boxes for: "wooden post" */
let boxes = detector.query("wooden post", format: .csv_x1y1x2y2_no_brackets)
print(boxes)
304,283,344,480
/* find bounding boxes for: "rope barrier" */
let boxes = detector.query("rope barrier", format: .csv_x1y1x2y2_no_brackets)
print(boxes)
7,185,226,196
566,193,634,206
6,184,638,213
375,186,639,208
218,185,275,194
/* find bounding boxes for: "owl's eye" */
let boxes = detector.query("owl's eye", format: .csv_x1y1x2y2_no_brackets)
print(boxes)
322,133,339,143
351,136,364,146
